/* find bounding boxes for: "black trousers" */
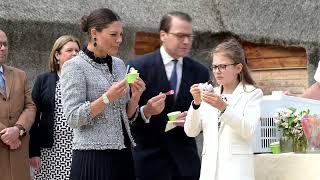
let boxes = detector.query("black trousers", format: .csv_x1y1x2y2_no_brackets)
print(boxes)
136,161,199,180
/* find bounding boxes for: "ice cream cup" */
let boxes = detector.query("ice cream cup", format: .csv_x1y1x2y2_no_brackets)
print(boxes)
126,72,139,84
270,141,281,154
167,111,181,121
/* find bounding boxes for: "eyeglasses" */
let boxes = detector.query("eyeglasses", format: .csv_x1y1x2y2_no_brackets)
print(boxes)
168,33,194,41
211,63,238,72
0,42,8,49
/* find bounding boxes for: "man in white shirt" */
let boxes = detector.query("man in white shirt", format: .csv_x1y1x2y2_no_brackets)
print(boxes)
127,12,210,180
301,61,320,100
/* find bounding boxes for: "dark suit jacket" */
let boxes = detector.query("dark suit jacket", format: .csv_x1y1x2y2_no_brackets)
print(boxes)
29,72,58,157
127,50,210,178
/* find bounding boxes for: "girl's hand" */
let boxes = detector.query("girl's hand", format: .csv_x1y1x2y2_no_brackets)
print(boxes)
190,84,202,105
202,91,227,111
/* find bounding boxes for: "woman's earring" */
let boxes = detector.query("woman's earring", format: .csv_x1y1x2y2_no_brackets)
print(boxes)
93,38,97,47
56,59,60,65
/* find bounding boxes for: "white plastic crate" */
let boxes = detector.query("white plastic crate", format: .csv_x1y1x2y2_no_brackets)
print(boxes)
252,94,320,153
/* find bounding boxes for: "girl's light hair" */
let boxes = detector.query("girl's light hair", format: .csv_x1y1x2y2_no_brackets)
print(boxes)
211,38,256,86
48,35,80,72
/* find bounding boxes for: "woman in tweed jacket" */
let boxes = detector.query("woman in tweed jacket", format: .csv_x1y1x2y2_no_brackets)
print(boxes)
60,8,145,180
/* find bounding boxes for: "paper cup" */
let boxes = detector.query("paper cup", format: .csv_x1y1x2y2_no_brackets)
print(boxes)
270,141,281,154
167,111,181,121
126,73,139,84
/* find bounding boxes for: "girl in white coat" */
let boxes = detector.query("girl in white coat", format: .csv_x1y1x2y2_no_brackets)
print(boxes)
184,38,263,180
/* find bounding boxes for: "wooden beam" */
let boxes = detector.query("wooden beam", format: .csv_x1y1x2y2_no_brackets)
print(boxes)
243,42,306,59
135,32,160,55
247,56,307,69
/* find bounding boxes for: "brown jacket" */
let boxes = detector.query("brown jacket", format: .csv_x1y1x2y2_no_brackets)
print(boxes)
0,65,36,180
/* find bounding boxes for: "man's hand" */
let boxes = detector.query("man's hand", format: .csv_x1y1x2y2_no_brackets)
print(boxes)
9,138,21,150
143,93,166,118
0,126,20,146
173,111,187,127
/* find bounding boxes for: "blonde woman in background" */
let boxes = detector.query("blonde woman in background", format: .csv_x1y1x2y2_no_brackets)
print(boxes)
184,38,263,180
29,35,80,179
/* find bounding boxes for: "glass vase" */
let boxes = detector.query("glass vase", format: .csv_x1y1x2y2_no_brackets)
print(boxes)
306,143,320,153
280,135,293,153
293,136,307,153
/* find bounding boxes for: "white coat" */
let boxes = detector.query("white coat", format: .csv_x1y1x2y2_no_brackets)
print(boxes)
184,83,263,180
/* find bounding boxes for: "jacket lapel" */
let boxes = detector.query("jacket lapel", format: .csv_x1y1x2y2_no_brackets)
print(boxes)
218,82,245,136
175,58,192,102
49,72,58,106
3,65,13,98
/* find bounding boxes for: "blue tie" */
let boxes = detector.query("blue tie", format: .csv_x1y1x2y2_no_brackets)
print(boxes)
170,60,178,92
0,71,6,97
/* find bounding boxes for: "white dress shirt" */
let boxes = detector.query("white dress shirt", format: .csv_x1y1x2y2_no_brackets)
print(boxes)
140,46,184,123
0,65,3,75
315,60,320,82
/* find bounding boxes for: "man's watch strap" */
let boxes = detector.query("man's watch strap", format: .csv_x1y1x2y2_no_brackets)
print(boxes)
15,124,26,137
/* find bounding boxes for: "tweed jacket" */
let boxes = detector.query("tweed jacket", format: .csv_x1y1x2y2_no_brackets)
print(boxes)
60,51,135,150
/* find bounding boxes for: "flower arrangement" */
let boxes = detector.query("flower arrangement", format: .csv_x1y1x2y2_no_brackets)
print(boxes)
274,107,309,140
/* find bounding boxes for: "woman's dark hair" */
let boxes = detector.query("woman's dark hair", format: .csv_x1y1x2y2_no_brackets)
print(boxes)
159,11,192,33
81,8,121,37
211,38,256,86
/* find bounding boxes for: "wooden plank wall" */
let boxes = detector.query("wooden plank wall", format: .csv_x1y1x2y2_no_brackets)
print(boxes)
242,42,308,95
243,42,307,70
134,32,160,55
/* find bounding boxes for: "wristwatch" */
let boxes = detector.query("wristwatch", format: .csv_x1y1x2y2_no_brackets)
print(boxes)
102,93,110,104
15,124,26,137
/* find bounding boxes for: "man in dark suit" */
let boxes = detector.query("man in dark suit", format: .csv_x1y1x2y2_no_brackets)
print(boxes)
127,12,210,180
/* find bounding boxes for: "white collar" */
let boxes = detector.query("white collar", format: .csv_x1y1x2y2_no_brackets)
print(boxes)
0,65,3,74
160,46,183,65
57,71,61,78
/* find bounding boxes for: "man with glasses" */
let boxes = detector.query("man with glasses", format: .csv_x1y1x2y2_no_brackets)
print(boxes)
0,30,36,180
127,11,210,180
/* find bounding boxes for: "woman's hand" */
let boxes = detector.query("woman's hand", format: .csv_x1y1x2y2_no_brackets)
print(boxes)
190,84,202,105
130,77,146,103
105,79,129,102
202,91,227,111
126,77,146,118
30,156,41,172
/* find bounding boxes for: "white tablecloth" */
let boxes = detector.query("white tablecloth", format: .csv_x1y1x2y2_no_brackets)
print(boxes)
254,153,320,180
